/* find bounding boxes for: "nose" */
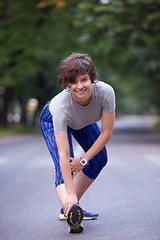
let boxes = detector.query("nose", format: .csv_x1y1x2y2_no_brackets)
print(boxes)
76,81,83,89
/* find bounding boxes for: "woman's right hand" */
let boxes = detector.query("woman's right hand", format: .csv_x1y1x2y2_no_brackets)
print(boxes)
64,193,78,218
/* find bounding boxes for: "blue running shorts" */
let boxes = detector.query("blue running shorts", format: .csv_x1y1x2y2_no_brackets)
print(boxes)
40,100,108,187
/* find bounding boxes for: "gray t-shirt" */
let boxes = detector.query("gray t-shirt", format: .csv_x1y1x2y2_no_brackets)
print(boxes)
49,81,116,133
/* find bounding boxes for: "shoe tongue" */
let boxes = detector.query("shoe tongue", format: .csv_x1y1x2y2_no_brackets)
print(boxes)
60,208,64,214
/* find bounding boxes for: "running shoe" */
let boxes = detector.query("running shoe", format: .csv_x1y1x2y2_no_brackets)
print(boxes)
67,204,84,233
59,207,98,220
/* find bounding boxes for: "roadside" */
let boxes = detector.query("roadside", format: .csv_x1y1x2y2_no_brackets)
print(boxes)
0,125,39,137
113,115,159,132
0,115,159,138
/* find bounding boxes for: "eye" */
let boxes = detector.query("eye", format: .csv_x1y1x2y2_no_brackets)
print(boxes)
70,80,76,84
81,78,88,82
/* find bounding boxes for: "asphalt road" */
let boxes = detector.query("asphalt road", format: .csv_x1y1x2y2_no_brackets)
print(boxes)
0,117,160,240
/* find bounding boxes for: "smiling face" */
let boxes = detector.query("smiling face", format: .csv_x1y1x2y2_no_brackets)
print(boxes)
57,53,98,89
68,73,92,106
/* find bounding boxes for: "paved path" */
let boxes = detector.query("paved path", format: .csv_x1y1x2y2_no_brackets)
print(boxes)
0,117,160,239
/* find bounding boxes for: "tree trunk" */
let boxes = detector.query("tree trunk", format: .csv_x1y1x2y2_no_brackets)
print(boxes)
0,87,13,127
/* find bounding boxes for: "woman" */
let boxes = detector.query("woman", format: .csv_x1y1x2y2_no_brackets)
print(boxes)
40,52,116,233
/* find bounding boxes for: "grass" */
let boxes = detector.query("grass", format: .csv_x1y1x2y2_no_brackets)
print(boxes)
0,125,39,137
155,117,160,128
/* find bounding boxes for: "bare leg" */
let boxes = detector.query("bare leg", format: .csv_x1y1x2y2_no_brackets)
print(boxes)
56,171,94,207
73,171,94,201
56,183,67,208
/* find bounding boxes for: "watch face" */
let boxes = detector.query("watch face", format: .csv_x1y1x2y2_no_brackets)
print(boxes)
80,158,87,166
81,160,86,165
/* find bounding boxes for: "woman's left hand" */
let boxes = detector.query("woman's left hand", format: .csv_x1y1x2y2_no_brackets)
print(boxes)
70,157,83,177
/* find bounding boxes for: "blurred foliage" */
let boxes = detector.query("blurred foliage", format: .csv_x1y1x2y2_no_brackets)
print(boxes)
0,0,160,127
0,124,37,136
72,0,160,114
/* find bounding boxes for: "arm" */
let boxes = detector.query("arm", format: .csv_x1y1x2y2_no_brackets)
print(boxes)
70,111,115,174
54,132,77,215
83,110,115,161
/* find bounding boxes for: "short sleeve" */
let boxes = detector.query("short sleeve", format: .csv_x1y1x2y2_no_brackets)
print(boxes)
52,110,68,133
102,85,116,112
49,102,68,133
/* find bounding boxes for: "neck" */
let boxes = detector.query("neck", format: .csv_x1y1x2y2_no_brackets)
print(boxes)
73,96,91,106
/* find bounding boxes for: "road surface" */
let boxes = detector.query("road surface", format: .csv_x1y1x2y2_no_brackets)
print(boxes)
0,116,160,240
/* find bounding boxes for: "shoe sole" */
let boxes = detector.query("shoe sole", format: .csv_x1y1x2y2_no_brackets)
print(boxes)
59,214,97,220
69,223,84,233
67,204,84,233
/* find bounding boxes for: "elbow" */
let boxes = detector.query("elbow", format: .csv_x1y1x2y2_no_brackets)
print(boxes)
102,130,113,143
109,129,113,138
107,131,112,141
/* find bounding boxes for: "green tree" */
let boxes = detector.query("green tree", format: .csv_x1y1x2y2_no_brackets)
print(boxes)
0,0,159,127
0,0,77,126
71,0,160,113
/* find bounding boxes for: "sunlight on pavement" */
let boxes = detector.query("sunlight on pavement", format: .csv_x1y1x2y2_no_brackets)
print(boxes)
144,154,160,166
28,158,53,168
114,115,157,129
108,156,123,167
0,157,8,165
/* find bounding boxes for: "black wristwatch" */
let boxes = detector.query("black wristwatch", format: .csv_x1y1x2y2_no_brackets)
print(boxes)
80,157,88,166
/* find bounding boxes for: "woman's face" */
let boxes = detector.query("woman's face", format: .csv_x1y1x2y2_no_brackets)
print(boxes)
68,73,92,106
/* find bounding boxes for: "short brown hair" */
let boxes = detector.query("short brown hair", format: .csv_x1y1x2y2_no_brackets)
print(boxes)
57,52,98,88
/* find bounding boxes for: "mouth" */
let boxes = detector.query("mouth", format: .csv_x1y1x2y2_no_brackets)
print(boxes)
75,88,86,95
